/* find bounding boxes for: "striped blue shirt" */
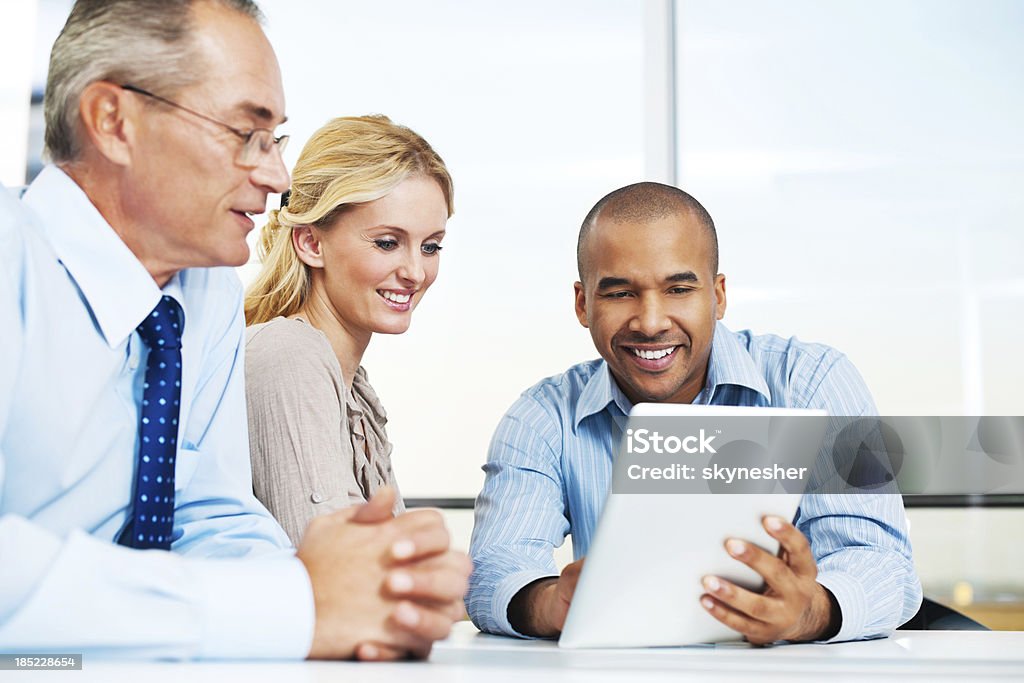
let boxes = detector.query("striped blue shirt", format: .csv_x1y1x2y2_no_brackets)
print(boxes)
468,322,922,642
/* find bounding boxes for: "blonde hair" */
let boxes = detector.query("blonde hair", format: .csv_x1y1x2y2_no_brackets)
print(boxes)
244,115,454,325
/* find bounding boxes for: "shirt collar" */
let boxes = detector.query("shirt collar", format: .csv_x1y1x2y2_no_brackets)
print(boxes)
572,321,772,428
702,321,772,403
22,165,183,348
573,360,634,431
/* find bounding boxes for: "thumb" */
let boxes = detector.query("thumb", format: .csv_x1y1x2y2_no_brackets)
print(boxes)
560,558,586,599
352,486,397,523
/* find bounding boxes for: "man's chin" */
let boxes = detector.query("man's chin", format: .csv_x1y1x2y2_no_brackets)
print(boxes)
610,368,680,405
209,244,251,269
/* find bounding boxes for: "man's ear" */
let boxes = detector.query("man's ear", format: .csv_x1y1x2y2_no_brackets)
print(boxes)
292,225,324,268
574,281,589,328
77,81,136,166
714,273,727,321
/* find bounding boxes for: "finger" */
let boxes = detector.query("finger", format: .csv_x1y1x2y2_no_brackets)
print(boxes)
724,538,795,596
414,597,466,622
389,514,451,562
400,549,472,579
372,629,435,661
355,641,406,662
561,557,585,579
446,597,467,621
558,559,585,600
700,594,776,645
307,502,360,530
352,487,397,523
391,601,458,643
403,640,434,661
389,508,447,536
386,556,471,602
763,516,817,578
701,575,779,625
378,621,437,659
383,595,465,621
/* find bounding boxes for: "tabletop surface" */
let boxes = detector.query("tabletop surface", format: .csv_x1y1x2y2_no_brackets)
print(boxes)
20,622,1024,682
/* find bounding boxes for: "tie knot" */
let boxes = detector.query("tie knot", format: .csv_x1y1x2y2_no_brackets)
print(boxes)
137,296,184,350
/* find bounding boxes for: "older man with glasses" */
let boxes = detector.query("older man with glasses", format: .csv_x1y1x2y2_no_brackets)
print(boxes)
0,0,469,661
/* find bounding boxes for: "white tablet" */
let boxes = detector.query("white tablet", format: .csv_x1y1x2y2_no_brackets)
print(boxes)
558,403,827,649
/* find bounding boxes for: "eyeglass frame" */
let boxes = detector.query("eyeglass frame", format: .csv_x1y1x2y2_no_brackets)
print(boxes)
120,84,289,167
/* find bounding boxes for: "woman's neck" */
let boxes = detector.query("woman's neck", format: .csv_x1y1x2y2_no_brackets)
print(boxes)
294,286,370,394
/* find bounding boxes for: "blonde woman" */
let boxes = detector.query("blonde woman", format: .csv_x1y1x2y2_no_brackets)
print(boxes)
244,115,453,545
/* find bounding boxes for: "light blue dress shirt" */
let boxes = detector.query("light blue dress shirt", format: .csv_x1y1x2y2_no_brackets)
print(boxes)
468,323,922,642
0,167,313,658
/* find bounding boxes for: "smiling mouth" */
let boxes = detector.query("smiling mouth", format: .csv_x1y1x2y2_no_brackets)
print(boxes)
377,290,412,304
622,345,681,371
630,346,677,360
377,289,415,311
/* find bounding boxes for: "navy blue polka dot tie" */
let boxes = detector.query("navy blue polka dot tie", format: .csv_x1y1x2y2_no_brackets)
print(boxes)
119,295,184,550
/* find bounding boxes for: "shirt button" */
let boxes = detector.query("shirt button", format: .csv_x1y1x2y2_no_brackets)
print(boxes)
310,492,326,503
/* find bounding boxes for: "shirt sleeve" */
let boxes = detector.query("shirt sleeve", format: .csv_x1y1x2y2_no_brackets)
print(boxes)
0,246,313,659
0,517,312,659
796,352,923,642
245,321,364,547
467,394,570,637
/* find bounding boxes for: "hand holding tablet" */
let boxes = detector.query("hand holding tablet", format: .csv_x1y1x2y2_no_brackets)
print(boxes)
699,514,840,644
558,404,829,648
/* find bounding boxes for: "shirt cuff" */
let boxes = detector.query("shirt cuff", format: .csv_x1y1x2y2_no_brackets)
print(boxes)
492,569,559,638
193,555,314,659
815,570,868,643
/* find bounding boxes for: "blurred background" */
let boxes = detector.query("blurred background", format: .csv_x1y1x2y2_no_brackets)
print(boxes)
3,0,1021,628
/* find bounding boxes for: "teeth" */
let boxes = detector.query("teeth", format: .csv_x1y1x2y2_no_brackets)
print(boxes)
380,291,411,304
632,347,674,360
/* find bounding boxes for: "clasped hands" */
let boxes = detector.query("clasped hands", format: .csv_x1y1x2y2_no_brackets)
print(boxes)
519,515,838,644
297,487,472,660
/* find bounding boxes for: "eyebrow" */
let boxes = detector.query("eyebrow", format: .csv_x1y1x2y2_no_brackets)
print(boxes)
596,272,700,291
367,225,447,239
237,101,287,126
596,276,631,290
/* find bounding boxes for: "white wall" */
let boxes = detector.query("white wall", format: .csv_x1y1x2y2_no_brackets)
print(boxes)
674,0,1024,417
0,0,37,186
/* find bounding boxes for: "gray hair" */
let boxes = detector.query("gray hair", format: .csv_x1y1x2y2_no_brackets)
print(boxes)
44,0,264,162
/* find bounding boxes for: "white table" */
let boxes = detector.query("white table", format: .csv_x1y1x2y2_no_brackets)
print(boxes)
23,622,1024,682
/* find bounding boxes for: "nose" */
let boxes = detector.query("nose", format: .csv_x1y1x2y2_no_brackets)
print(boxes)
628,292,672,337
250,144,290,194
396,248,426,287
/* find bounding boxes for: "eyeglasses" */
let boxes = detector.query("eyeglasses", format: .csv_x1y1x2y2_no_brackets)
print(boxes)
121,84,289,168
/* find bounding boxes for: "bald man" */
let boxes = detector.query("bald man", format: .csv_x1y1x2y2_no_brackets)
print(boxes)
466,182,921,645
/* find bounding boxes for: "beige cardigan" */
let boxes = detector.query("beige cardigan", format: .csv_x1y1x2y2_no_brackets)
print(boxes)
245,316,404,546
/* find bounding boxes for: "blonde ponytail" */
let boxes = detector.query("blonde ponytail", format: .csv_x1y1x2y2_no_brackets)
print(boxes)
244,208,309,324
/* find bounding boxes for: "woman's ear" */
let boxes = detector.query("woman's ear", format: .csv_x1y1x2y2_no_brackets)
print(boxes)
292,225,324,268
